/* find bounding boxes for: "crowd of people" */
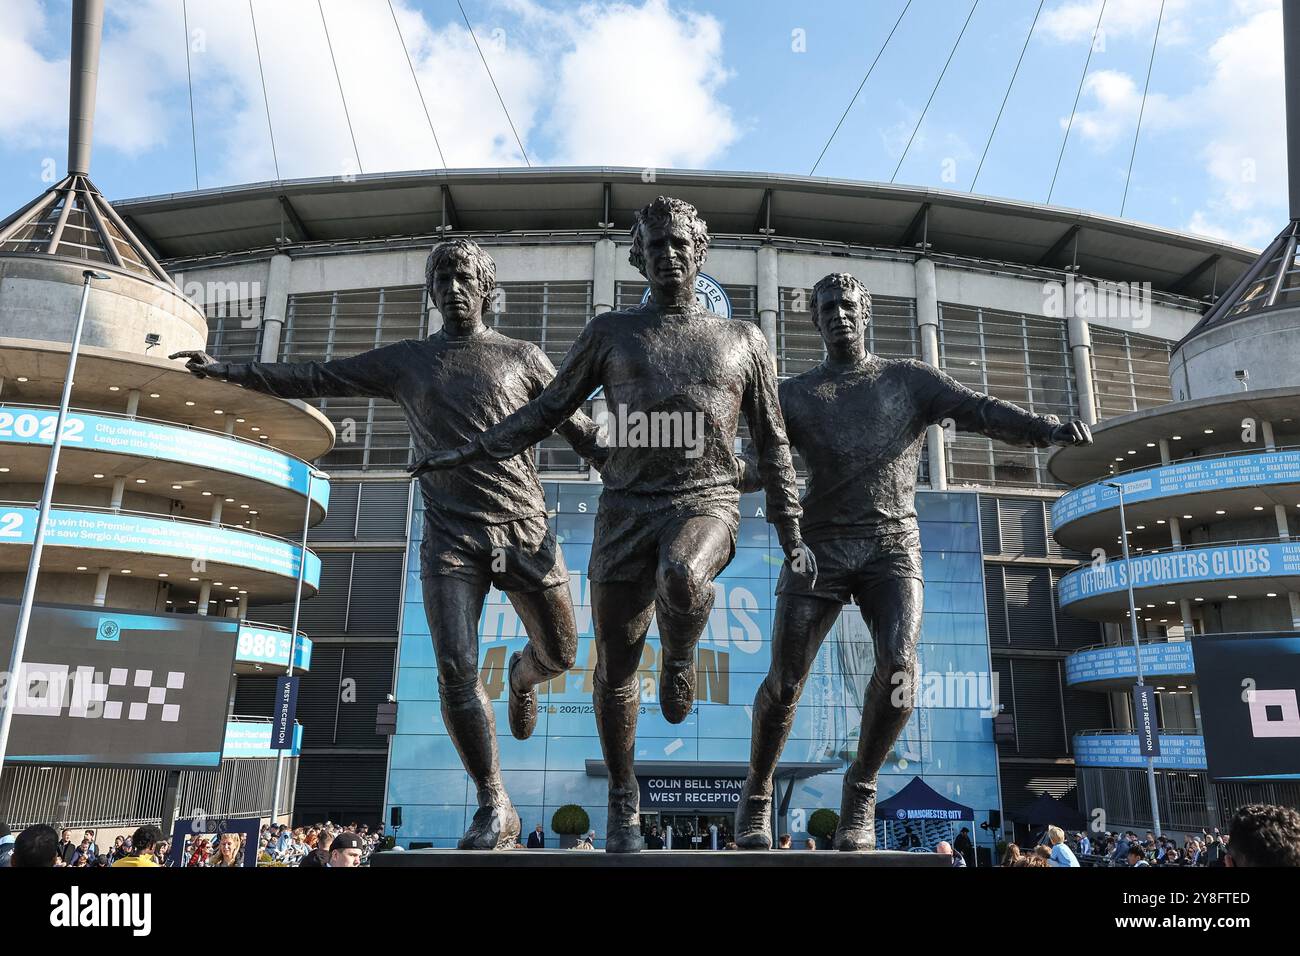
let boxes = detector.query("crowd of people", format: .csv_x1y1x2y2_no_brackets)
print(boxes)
0,819,384,868
999,804,1300,868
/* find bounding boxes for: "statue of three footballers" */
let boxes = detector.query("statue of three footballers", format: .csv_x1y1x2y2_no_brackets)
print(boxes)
176,195,1091,853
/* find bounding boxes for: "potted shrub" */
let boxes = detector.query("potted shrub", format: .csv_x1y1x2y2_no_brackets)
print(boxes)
808,808,839,849
551,805,591,849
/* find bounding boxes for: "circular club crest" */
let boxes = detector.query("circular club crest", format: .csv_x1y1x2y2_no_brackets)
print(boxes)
640,272,732,319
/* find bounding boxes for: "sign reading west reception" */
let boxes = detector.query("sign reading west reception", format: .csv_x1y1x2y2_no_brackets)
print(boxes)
638,775,744,810
1132,684,1161,757
0,600,238,768
1193,633,1300,781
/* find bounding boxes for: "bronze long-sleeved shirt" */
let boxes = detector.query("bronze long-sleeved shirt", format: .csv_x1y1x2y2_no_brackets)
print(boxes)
215,328,605,534
472,304,802,542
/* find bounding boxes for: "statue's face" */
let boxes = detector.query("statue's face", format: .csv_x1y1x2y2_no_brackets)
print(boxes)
813,285,867,350
640,217,700,295
431,253,487,323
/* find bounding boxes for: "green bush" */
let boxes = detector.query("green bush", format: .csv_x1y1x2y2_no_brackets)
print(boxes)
808,808,839,840
551,804,591,835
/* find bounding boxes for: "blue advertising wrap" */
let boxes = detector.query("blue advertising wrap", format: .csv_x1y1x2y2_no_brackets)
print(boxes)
224,719,303,757
1052,450,1300,530
0,506,321,587
272,676,300,751
1065,641,1195,685
0,403,328,510
236,624,312,671
1133,684,1161,757
1058,541,1300,609
1073,732,1206,770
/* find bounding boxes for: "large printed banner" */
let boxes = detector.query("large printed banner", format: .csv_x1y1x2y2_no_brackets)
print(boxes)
1193,633,1300,781
223,719,303,758
236,624,312,671
0,506,322,587
0,403,328,509
1052,450,1300,530
1073,732,1206,770
0,600,237,768
1064,641,1195,685
1058,541,1300,608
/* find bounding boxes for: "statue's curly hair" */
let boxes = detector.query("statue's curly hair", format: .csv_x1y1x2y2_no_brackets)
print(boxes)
810,272,872,326
628,196,710,278
424,238,497,309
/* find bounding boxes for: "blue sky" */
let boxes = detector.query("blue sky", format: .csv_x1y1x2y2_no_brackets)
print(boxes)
0,0,1285,248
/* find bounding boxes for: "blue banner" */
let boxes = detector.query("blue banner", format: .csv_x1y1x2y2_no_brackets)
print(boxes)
1065,641,1195,685
1073,733,1205,770
1133,684,1161,757
236,624,312,671
1058,541,1300,608
272,676,300,751
0,506,321,587
1052,450,1300,530
0,404,328,509
224,719,302,758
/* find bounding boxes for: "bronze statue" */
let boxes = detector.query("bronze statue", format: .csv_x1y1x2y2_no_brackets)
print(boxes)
734,272,1092,850
411,197,812,852
172,238,606,849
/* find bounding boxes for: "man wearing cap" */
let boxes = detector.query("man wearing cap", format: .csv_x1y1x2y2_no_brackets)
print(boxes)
328,831,364,867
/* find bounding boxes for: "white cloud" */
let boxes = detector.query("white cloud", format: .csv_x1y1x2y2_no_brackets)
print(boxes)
0,1,68,151
1040,0,1192,47
1068,69,1181,151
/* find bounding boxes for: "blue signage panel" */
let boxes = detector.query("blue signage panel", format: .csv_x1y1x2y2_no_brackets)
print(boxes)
1065,641,1195,685
1052,450,1300,530
0,404,329,509
638,775,744,810
1073,733,1206,770
0,506,321,587
224,719,303,758
236,624,312,671
1058,541,1300,608
272,676,300,751
1133,684,1161,757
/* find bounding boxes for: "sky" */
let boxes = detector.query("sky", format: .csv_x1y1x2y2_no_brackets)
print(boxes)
0,0,1287,249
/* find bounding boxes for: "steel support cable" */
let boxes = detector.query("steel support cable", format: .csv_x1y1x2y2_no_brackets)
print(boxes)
809,0,914,176
388,0,448,168
248,0,282,181
182,0,199,189
456,0,530,166
1047,0,1108,204
1120,0,1166,216
318,0,364,175
891,0,980,184
970,0,1045,193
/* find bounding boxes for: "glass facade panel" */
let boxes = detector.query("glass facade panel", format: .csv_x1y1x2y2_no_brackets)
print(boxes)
385,484,1000,851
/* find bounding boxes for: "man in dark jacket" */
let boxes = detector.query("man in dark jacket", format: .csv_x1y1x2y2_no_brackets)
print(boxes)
526,825,545,848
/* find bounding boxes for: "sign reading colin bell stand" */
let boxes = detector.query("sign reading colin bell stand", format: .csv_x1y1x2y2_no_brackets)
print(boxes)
0,600,238,768
638,775,744,810
1193,633,1300,781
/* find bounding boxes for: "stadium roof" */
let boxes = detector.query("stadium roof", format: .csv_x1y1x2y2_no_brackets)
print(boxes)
113,167,1255,301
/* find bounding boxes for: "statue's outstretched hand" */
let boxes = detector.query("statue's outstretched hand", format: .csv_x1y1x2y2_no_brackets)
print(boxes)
1050,420,1093,447
407,446,472,478
168,350,223,379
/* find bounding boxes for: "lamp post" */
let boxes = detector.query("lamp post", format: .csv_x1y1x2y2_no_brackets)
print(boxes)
268,467,328,830
0,269,111,777
1103,480,1163,837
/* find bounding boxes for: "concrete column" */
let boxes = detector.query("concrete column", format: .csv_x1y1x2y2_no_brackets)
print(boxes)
237,593,249,618
915,258,947,490
593,237,616,316
109,476,126,510
1276,504,1291,540
125,389,141,418
757,245,779,363
197,579,211,616
210,499,223,526
224,417,236,435
1169,517,1183,548
258,253,291,362
1158,439,1172,465
1290,592,1300,629
1179,598,1195,636
1067,315,1098,426
93,567,110,606
1262,420,1276,451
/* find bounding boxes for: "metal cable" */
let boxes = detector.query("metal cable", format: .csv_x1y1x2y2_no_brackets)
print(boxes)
317,0,364,175
1047,0,1108,204
182,0,199,189
1120,0,1166,216
457,0,530,165
891,0,980,184
970,0,1045,193
248,0,281,181
388,0,447,169
809,0,913,176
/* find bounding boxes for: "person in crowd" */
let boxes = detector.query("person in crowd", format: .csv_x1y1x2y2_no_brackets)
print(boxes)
954,827,975,867
71,837,95,867
1226,803,1300,867
1016,853,1050,868
1001,843,1022,867
1046,825,1080,867
1128,846,1149,867
777,834,793,849
900,826,921,849
112,825,162,867
300,829,334,867
573,832,596,850
1161,846,1181,866
1076,831,1091,857
0,822,14,867
804,838,817,850
646,827,665,850
935,841,965,867
326,831,364,867
57,828,79,866
208,832,243,868
11,825,61,867
527,824,545,848
1033,844,1053,863
83,829,98,858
